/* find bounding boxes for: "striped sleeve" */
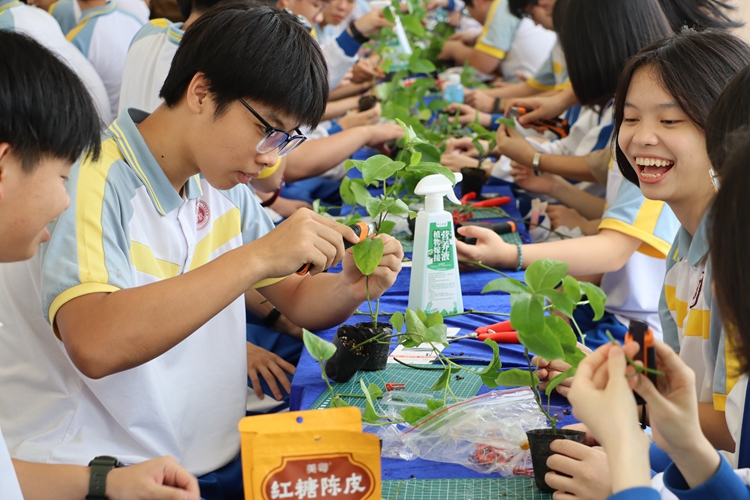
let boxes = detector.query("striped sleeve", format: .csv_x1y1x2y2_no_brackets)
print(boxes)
40,138,135,333
598,179,681,258
474,0,519,60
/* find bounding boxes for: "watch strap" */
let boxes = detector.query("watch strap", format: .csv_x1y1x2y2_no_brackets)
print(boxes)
348,20,369,44
87,456,123,500
262,307,281,327
532,152,543,176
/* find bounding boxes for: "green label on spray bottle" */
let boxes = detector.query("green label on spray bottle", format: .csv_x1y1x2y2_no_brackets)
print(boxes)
427,222,455,271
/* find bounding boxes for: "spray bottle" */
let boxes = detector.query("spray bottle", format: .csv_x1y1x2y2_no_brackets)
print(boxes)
443,73,464,104
408,174,464,315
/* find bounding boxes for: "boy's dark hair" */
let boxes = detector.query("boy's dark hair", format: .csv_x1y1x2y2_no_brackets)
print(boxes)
711,134,750,375
508,0,536,19
657,0,743,32
160,5,329,128
614,29,750,185
557,0,670,110
0,31,101,172
177,0,276,23
706,65,750,173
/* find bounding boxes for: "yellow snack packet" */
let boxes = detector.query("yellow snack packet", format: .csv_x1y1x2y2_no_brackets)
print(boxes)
240,408,381,500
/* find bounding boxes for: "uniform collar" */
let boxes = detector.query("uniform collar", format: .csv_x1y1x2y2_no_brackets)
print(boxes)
674,209,711,267
78,0,116,23
167,22,184,45
108,108,203,216
0,0,23,12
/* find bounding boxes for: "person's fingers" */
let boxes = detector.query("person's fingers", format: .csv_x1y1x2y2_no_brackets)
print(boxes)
268,362,292,395
551,490,578,500
157,461,201,498
248,369,264,400
456,225,495,242
549,439,591,462
555,384,571,397
532,356,549,368
455,240,480,261
544,472,577,495
258,364,283,400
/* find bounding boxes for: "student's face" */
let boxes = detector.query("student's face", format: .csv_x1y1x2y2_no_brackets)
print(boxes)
194,99,298,191
322,0,354,26
290,0,328,26
26,0,57,10
0,147,71,262
618,66,714,208
527,5,553,30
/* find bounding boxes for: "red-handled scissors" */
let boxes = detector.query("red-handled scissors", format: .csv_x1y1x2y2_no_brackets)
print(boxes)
449,321,519,343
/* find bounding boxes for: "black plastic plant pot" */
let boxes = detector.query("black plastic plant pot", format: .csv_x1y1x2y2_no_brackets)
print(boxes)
526,428,586,493
357,322,393,371
358,95,379,112
460,167,486,199
325,325,371,383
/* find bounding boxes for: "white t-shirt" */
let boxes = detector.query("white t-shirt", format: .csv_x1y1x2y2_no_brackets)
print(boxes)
66,2,144,117
118,19,183,114
721,373,747,467
50,0,149,34
0,424,23,500
0,0,112,125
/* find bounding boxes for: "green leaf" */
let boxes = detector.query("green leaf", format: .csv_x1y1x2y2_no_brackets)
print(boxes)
495,117,516,129
401,406,431,425
545,367,576,397
344,159,365,172
422,324,448,345
425,399,445,412
425,311,443,328
352,238,384,276
405,309,428,339
360,379,379,422
401,15,425,37
509,294,544,337
580,282,607,321
482,278,528,295
494,368,539,388
428,99,448,112
339,177,356,205
410,152,422,166
417,108,432,121
401,333,423,348
366,197,390,219
303,329,336,361
538,289,575,318
413,143,442,163
478,339,503,388
378,220,397,235
409,163,455,185
562,275,582,303
524,259,569,293
382,5,395,23
389,199,411,216
380,57,393,74
390,311,405,333
330,396,350,408
362,155,406,184
562,342,587,367
349,179,373,207
368,383,383,399
375,82,392,101
429,365,459,391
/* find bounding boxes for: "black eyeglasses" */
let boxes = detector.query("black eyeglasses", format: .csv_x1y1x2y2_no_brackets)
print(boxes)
238,97,306,157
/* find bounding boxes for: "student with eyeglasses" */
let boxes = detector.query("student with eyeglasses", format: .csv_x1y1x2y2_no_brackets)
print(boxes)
0,6,402,500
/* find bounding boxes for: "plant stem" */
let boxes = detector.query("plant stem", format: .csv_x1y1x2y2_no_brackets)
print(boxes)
366,276,376,326
458,260,519,280
524,347,557,432
353,308,509,318
319,360,337,404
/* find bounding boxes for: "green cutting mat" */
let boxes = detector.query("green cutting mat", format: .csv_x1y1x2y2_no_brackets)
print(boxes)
310,364,484,410
381,478,552,500
395,230,521,254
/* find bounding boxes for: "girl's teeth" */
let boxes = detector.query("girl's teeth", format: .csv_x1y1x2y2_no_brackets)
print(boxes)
641,171,663,179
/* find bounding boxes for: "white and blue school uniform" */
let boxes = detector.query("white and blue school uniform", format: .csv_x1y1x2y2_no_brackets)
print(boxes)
65,2,143,117
49,0,148,35
0,324,23,500
474,0,555,80
526,41,569,92
118,19,184,114
0,0,111,124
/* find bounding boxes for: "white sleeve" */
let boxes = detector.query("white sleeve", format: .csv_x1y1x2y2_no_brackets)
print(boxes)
323,40,358,89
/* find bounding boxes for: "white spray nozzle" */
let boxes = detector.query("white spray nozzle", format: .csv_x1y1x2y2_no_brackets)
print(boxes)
415,174,460,210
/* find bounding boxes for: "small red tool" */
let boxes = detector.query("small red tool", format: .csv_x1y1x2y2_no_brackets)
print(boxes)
449,321,519,343
507,106,570,139
471,196,512,208
385,383,406,391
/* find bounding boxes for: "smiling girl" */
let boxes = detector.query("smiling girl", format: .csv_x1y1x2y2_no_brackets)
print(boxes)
613,28,750,451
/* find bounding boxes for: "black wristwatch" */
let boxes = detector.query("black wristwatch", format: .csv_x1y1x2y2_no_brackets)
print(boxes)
348,20,370,44
262,307,281,327
87,456,124,500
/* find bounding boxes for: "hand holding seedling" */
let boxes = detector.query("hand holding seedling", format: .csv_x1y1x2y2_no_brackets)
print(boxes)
341,234,404,303
632,340,721,487
254,209,358,277
495,124,537,166
509,161,557,195
455,225,515,269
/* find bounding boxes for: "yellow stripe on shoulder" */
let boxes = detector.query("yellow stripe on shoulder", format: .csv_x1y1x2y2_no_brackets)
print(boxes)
49,282,121,339
713,394,727,412
130,241,181,279
664,285,676,312
75,138,123,289
597,219,672,258
189,207,243,271
473,42,506,61
48,0,59,14
526,78,555,92
149,18,170,27
251,277,286,289
65,20,88,42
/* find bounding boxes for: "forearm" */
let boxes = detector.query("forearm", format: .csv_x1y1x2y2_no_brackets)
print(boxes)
538,153,598,182
605,435,653,494
483,82,540,101
520,229,640,275
14,459,89,500
549,178,606,219
56,245,269,378
667,436,722,489
285,129,372,182
329,81,370,101
698,402,735,451
246,288,274,318
261,273,362,331
468,49,500,75
580,218,602,236
322,96,359,121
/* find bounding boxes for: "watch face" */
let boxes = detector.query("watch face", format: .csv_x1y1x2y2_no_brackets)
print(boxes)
90,456,124,468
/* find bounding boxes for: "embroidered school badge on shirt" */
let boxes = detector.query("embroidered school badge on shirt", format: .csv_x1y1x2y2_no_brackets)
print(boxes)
196,200,210,230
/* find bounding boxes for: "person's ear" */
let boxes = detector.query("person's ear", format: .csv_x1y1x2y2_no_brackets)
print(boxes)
276,0,290,9
0,143,13,202
185,72,212,114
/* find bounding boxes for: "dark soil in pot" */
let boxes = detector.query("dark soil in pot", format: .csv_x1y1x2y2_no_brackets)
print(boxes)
325,325,370,383
460,166,486,199
358,95,379,112
526,428,586,493
357,322,393,371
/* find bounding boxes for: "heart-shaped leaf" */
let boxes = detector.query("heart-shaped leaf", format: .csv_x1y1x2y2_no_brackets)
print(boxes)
580,282,607,321
494,368,539,388
562,275,582,303
303,329,336,361
524,259,569,293
390,311,405,333
483,277,528,295
362,155,405,184
352,238,384,276
401,406,431,425
478,339,503,387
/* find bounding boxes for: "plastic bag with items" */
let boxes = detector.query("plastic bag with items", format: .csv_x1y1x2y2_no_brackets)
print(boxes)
378,388,547,476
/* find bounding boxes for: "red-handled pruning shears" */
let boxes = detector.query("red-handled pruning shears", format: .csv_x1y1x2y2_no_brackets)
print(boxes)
448,320,519,343
459,192,512,207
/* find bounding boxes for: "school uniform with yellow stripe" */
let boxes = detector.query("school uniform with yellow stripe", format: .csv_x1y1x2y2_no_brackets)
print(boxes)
474,0,555,80
527,41,570,92
37,108,280,474
660,212,739,411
